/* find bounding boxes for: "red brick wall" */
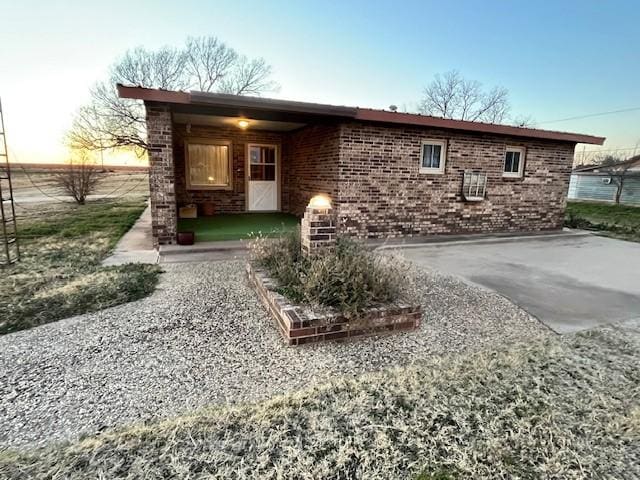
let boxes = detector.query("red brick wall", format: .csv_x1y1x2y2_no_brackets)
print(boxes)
146,105,340,244
170,123,342,216
172,124,286,213
148,110,575,245
337,121,576,238
146,104,177,246
284,124,342,216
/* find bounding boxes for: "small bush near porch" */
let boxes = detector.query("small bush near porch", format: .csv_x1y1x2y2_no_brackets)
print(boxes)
178,212,299,242
250,230,411,316
0,199,161,335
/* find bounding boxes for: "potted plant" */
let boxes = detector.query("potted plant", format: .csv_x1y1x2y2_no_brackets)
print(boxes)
177,231,195,245
202,202,215,216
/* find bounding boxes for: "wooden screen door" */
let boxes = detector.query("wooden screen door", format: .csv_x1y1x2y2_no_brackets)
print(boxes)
247,144,278,211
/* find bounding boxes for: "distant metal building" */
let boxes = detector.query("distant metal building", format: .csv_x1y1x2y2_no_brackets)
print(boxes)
568,157,640,205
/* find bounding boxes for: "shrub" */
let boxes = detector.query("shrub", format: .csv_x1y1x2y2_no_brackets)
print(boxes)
250,230,411,316
250,228,306,301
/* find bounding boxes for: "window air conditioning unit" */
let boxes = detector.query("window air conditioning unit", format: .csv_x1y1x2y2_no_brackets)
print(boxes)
462,171,488,201
602,177,612,185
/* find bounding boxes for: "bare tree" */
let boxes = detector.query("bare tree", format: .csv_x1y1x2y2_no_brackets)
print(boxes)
184,36,237,92
597,155,638,204
512,114,536,127
69,85,148,153
458,77,482,120
68,36,277,153
54,154,102,205
113,46,189,91
419,70,511,123
596,154,624,167
220,56,276,95
610,164,633,205
420,70,462,119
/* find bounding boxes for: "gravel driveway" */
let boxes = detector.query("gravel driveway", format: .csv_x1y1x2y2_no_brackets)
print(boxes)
0,259,549,448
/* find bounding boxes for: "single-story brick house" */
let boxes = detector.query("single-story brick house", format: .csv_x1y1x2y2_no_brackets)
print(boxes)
117,85,605,247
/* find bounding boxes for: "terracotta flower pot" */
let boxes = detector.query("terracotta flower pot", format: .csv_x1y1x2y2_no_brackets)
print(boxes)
202,202,215,216
177,231,195,245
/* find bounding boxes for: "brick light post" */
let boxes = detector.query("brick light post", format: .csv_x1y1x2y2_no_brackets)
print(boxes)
301,194,336,256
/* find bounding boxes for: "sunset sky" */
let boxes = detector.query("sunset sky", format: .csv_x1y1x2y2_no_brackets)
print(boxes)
1,0,638,165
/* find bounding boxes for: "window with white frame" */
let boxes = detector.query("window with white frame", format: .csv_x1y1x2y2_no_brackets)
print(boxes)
503,146,525,177
186,141,232,190
420,139,447,174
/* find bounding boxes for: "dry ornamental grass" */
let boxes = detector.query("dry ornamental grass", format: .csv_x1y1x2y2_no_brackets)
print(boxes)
250,231,414,317
1,322,638,479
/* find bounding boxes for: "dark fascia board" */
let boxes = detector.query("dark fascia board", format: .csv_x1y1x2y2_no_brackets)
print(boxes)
355,109,606,145
118,84,191,104
189,91,357,117
117,84,606,145
117,85,355,117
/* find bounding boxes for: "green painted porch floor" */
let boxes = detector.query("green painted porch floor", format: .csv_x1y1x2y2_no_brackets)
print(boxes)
178,213,299,242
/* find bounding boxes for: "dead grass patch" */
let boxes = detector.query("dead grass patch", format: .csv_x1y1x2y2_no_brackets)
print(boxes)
1,325,638,479
0,198,160,334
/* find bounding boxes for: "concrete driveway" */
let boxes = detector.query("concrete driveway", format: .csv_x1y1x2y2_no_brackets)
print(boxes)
399,233,640,333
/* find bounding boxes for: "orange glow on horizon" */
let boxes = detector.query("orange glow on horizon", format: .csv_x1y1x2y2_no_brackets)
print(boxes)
8,147,148,167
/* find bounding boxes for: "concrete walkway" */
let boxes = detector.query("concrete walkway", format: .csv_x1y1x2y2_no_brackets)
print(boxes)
159,240,248,263
400,233,640,334
101,207,249,265
102,206,158,266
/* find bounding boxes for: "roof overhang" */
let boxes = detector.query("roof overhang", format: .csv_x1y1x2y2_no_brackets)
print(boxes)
354,109,605,145
118,86,191,104
117,85,606,145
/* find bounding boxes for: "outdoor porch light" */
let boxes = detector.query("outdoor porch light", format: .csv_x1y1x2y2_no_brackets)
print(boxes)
309,194,332,209
237,119,250,129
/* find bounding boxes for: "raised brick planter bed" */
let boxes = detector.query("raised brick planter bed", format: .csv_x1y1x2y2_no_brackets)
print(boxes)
247,263,422,345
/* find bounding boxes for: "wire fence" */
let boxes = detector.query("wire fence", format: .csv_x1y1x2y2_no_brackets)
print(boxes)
9,169,149,220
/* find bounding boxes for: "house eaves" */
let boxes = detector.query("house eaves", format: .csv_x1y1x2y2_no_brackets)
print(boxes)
117,85,606,145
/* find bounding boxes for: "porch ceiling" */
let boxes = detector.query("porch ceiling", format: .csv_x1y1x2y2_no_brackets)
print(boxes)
173,113,306,132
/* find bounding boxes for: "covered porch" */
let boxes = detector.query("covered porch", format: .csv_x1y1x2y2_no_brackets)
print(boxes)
126,86,353,247
178,212,299,242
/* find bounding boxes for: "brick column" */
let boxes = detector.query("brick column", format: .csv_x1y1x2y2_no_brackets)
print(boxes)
145,103,177,247
301,203,336,256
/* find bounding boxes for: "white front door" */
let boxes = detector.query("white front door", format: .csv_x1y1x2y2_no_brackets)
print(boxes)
247,144,279,211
